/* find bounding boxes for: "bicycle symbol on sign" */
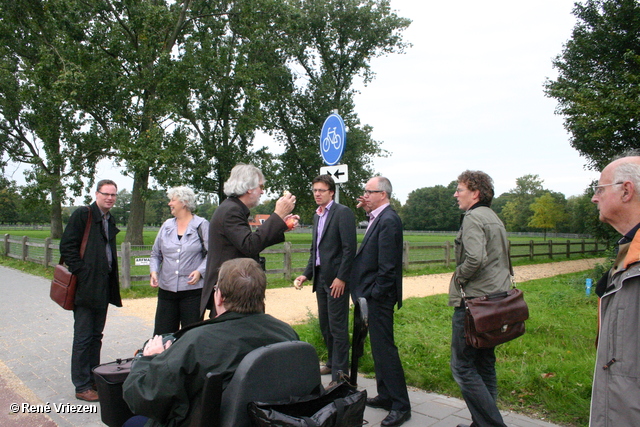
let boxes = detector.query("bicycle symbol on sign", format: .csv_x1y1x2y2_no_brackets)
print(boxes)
322,127,343,153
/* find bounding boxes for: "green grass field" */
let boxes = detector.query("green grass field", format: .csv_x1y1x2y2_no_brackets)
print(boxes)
1,228,605,298
294,270,600,427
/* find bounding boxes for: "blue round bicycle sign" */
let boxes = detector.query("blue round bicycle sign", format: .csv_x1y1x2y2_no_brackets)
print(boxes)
320,113,346,166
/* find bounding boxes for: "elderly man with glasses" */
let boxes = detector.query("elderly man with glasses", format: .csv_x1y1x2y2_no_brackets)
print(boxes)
589,151,640,427
200,164,298,319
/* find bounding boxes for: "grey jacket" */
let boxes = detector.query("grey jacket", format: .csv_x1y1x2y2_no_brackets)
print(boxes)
150,215,209,292
589,236,640,426
448,205,511,307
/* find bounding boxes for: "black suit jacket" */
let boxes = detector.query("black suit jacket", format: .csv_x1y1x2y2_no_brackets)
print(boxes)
350,205,403,308
200,197,287,315
302,202,356,291
59,202,122,309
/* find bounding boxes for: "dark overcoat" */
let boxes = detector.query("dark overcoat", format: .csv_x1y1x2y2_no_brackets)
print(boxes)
59,202,122,309
200,197,287,315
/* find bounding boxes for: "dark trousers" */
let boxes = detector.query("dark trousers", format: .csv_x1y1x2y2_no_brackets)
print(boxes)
450,307,506,427
72,305,108,393
316,280,350,381
154,288,203,335
368,297,410,411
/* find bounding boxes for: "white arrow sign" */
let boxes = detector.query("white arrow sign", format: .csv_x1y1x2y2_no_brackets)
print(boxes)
320,164,349,184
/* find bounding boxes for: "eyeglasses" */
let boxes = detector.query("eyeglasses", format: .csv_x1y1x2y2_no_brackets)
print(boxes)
592,182,623,196
454,188,467,194
259,184,265,190
97,190,118,198
213,284,219,293
363,190,384,196
311,188,330,194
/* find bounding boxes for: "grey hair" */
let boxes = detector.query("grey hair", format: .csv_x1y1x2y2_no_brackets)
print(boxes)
613,160,640,198
167,186,197,213
223,164,265,197
375,176,393,197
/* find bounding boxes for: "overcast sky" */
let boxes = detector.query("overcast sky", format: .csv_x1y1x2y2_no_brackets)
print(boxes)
5,0,600,205
347,0,599,203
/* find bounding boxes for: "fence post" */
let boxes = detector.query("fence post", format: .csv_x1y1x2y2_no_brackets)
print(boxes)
21,236,29,261
402,241,410,270
44,237,52,268
566,239,571,258
3,234,9,256
444,240,451,268
548,239,553,259
581,239,585,254
529,240,534,260
283,241,292,279
121,242,131,289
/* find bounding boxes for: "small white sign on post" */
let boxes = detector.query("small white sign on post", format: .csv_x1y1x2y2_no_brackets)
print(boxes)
320,164,349,184
135,258,151,266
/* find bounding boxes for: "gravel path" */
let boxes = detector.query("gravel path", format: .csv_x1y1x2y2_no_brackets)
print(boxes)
121,258,604,325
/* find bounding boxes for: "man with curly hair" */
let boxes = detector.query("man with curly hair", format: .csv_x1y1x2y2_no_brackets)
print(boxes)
449,170,510,427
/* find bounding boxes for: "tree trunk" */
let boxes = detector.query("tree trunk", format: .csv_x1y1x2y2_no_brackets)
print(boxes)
125,169,149,245
49,181,63,239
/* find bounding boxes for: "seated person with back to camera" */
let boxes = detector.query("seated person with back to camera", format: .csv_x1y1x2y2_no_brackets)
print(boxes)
122,257,299,427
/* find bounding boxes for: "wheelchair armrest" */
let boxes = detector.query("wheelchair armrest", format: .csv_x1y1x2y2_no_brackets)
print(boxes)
198,371,224,427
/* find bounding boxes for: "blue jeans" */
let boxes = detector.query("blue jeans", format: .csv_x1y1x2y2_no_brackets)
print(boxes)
72,305,108,393
450,307,506,427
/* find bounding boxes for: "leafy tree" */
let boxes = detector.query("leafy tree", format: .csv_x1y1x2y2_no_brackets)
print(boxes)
110,189,133,226
263,0,411,223
498,174,546,232
545,0,640,170
144,189,171,227
0,1,108,236
0,177,19,224
401,181,459,231
528,193,568,239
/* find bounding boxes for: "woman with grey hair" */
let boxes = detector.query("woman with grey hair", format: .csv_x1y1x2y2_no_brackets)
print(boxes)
150,186,209,334
200,163,298,318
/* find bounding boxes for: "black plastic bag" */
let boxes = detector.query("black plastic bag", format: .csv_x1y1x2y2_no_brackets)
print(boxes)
249,382,367,427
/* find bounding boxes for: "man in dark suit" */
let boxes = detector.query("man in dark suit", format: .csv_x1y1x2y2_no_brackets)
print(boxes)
351,176,411,427
295,175,356,385
60,179,122,402
200,164,297,318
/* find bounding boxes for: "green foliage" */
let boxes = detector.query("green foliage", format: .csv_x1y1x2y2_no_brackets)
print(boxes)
401,181,459,231
1,0,411,244
528,192,568,238
545,0,640,170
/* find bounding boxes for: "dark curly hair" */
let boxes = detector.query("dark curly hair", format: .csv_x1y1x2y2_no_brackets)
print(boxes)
457,170,494,206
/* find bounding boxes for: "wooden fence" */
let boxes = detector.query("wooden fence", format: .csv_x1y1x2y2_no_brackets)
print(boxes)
3,234,605,289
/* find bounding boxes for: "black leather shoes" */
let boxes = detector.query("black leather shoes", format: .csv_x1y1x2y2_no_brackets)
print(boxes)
365,395,392,410
456,424,471,427
381,409,411,426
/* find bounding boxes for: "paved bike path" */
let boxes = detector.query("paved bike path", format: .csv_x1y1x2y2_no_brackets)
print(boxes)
0,265,562,427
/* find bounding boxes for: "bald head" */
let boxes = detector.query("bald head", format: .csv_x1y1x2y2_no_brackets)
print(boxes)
592,156,640,234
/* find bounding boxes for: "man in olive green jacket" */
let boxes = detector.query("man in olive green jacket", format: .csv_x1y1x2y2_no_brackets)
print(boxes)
448,170,510,427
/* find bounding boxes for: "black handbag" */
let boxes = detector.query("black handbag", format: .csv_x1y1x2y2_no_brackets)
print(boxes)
93,358,134,427
248,381,367,427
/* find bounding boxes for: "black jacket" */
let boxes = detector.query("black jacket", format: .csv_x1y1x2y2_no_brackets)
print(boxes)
59,202,122,309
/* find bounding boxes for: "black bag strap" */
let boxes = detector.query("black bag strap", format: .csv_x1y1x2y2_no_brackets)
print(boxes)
196,223,207,257
59,206,92,266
